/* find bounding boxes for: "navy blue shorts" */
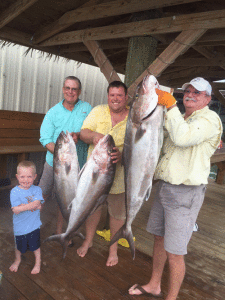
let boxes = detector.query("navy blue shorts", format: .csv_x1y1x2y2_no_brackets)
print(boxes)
15,228,40,254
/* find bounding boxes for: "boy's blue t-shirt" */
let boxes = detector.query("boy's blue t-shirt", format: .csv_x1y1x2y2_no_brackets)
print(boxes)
10,185,44,236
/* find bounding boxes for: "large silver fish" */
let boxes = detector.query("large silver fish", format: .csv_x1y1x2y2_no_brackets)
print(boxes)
45,134,116,258
110,75,164,259
53,131,80,222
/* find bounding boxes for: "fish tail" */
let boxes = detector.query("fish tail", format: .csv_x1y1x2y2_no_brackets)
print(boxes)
69,231,85,240
76,232,85,240
110,225,135,260
62,241,69,259
62,232,84,258
43,233,65,245
44,233,69,259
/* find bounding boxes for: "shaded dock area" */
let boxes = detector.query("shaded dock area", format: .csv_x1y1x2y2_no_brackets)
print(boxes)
0,179,225,300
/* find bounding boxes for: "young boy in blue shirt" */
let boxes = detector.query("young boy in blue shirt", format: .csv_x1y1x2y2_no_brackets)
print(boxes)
9,161,44,274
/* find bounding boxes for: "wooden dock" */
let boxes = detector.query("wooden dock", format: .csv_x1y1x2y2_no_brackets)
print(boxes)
0,179,225,300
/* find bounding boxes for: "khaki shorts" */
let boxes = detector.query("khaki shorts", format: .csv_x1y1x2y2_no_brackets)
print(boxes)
96,193,126,220
146,180,206,255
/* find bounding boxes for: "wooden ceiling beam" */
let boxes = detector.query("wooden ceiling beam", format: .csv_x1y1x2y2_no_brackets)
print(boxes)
83,40,121,83
33,0,202,44
162,77,195,89
199,29,225,43
166,77,225,90
39,9,225,47
160,67,209,81
0,0,38,29
151,30,225,48
127,29,206,100
0,26,32,45
213,82,225,90
0,27,85,65
162,69,225,87
197,41,225,47
193,46,225,70
58,39,129,54
173,57,225,67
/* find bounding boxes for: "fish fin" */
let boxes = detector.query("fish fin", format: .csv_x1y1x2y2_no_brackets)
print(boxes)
121,149,125,166
145,184,152,201
69,231,85,240
65,162,71,175
110,225,135,260
90,194,108,215
135,124,146,142
78,163,86,179
67,197,75,210
44,233,64,245
44,233,70,259
62,242,70,259
92,169,100,183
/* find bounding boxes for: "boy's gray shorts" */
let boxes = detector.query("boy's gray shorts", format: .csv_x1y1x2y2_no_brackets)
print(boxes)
146,180,206,255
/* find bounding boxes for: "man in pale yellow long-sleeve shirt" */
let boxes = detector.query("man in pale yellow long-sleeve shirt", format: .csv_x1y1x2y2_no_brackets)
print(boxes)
129,77,222,300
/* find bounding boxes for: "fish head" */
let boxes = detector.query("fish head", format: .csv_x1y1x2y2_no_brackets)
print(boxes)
131,75,159,124
92,134,116,173
54,131,74,164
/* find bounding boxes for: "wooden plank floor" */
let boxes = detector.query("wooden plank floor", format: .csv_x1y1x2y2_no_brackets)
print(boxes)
0,179,225,300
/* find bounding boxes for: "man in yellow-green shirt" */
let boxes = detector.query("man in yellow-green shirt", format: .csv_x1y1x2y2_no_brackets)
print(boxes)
129,77,222,300
77,81,129,267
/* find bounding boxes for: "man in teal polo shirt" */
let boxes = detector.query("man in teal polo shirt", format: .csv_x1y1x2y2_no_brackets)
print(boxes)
39,76,92,235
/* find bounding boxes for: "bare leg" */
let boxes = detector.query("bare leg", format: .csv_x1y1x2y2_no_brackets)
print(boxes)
56,207,64,234
77,208,102,257
31,248,41,274
106,216,124,267
9,248,21,272
166,253,185,300
129,235,166,295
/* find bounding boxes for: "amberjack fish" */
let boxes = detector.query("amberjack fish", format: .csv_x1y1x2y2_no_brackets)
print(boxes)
53,131,80,222
45,134,116,258
110,75,164,259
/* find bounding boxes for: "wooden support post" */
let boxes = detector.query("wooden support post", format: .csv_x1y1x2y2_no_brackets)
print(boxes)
125,11,159,95
0,155,7,179
83,40,121,83
211,82,225,108
125,36,158,88
17,153,28,163
215,161,225,184
128,29,207,101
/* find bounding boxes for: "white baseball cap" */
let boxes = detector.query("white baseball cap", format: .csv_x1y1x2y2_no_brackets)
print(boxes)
182,77,212,95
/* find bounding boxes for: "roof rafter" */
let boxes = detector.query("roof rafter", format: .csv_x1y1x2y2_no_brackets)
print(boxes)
83,40,121,83
213,82,225,90
173,57,225,67
160,66,210,81
32,0,202,44
58,39,129,54
193,46,225,70
0,0,38,29
39,9,225,47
